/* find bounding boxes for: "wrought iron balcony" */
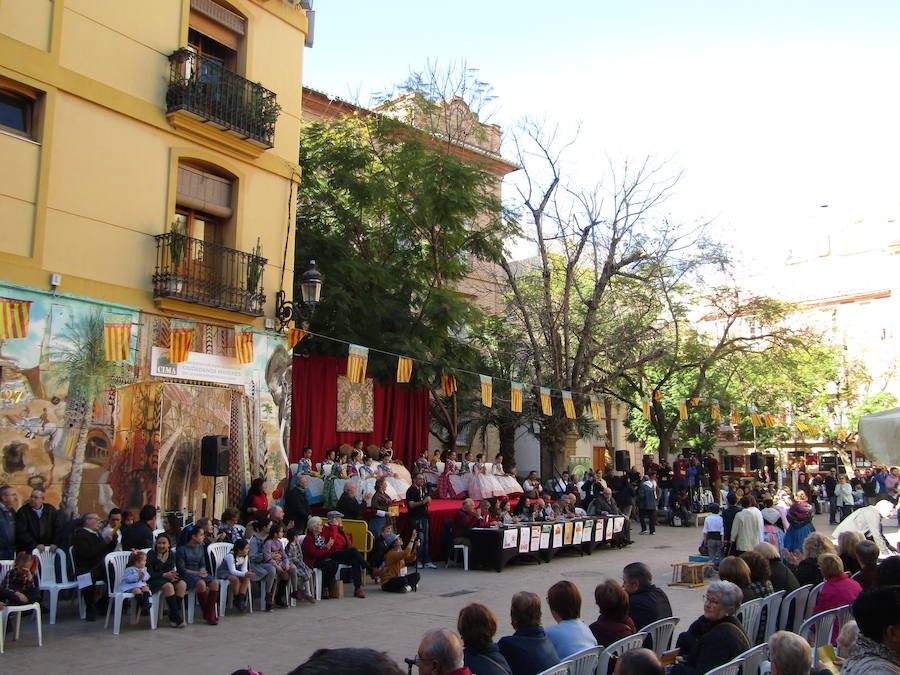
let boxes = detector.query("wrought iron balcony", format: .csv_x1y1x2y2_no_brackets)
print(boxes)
152,232,267,316
166,49,280,148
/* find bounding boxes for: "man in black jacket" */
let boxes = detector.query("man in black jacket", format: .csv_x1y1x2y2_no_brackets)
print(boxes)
594,487,632,545
284,476,311,532
73,512,118,620
335,482,364,521
121,504,157,551
623,561,673,630
824,468,838,525
721,492,741,555
15,487,62,553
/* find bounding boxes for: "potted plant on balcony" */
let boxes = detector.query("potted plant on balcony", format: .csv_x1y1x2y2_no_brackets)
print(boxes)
168,220,186,294
246,237,264,312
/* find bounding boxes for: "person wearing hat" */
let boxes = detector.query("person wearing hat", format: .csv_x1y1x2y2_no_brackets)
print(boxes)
380,530,420,593
321,510,379,598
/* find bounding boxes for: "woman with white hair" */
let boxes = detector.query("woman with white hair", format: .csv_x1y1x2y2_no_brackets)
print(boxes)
671,580,750,674
768,630,813,675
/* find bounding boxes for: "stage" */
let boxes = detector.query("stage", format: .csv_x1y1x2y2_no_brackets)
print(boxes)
396,498,464,562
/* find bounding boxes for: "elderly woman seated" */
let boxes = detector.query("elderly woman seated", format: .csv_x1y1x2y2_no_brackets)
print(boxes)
842,586,900,674
671,580,751,675
589,579,636,647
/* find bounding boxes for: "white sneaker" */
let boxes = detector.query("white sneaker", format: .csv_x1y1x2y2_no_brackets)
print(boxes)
424,562,437,569
403,586,412,593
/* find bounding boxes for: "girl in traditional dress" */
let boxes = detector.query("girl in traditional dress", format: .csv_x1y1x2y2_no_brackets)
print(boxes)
491,453,523,495
438,450,462,499
378,451,409,498
469,454,505,501
322,449,341,508
297,447,325,504
449,451,473,497
783,490,815,554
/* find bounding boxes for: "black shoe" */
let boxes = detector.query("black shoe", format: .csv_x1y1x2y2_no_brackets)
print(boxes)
85,613,96,622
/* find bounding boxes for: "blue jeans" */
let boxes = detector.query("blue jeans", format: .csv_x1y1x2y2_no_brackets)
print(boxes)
829,495,838,523
409,517,430,563
707,538,722,568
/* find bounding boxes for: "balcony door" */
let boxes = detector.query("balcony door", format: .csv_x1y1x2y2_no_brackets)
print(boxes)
173,209,226,306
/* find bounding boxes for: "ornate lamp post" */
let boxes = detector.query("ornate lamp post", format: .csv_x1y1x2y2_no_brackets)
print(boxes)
275,259,323,330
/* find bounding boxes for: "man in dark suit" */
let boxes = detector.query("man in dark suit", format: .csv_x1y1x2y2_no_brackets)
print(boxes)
121,504,157,551
73,512,118,620
15,487,62,553
406,473,436,568
284,476,311,533
622,561,673,630
594,487,632,545
335,482,364,521
722,492,742,555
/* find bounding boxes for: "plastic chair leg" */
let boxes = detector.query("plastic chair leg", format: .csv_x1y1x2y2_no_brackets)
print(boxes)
13,612,20,640
148,594,157,630
33,605,42,646
112,596,125,635
0,611,5,654
48,589,59,625
218,581,229,618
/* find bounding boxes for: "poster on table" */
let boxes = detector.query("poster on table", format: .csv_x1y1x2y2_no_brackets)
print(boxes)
573,520,584,544
595,518,605,541
564,521,574,545
519,527,531,553
604,517,615,540
553,523,563,547
503,528,519,549
540,524,551,548
612,516,625,533
582,519,593,541
531,526,542,551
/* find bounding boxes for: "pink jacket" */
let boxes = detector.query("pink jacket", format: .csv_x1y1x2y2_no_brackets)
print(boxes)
813,573,862,642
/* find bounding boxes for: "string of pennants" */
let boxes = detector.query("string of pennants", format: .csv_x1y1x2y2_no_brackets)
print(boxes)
0,295,835,436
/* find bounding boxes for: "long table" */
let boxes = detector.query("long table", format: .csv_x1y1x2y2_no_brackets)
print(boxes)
467,515,626,572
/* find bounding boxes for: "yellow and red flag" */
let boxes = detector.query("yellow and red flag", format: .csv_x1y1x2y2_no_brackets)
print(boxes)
653,390,663,401
396,356,413,383
711,400,721,420
480,374,493,408
731,408,741,425
441,374,457,397
346,344,369,383
169,319,194,363
287,328,308,351
562,391,576,419
589,394,602,421
678,400,689,421
540,387,553,416
749,406,761,427
510,382,523,413
0,298,31,339
691,397,701,406
642,398,651,420
235,326,254,364
763,413,775,428
103,314,132,361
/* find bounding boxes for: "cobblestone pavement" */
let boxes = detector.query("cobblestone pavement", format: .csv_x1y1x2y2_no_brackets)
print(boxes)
2,512,845,674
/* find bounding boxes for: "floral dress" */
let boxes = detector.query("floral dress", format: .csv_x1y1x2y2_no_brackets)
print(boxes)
438,460,461,499
285,540,316,598
322,461,342,509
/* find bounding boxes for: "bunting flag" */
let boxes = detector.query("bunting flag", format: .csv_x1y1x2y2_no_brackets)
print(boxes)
346,344,369,383
653,390,663,401
441,374,457,397
235,326,254,364
396,356,413,383
691,397,701,406
562,390,576,419
169,319,195,363
678,399,688,421
763,413,775,428
795,420,809,433
711,400,721,420
540,387,553,416
480,374,493,408
731,408,741,425
287,328,308,351
642,398,651,420
510,382,523,413
749,406,761,427
589,394,602,421
103,314,132,361
0,298,31,339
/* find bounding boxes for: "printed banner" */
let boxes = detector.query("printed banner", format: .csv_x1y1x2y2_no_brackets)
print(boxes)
763,413,775,428
169,319,194,364
518,527,530,553
711,400,721,420
502,528,518,549
731,408,741,425
552,523,563,547
562,390,576,419
235,327,254,364
540,525,551,548
346,344,369,383
589,394,602,421
540,387,553,415
573,520,583,544
530,526,541,552
510,381,523,413
0,298,30,339
103,313,132,361
642,398,651,420
396,356,413,383
287,328,308,351
441,374,457,397
679,399,688,421
480,374,493,408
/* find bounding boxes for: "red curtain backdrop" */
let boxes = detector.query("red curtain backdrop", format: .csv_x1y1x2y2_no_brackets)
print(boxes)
290,354,430,467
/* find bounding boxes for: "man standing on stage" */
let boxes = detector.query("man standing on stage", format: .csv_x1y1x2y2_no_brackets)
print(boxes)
406,473,437,568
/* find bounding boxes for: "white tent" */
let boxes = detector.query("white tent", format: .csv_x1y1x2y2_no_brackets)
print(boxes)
858,407,900,466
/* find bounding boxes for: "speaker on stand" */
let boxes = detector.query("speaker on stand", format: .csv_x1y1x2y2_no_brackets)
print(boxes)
615,450,629,472
748,452,762,471
201,435,230,518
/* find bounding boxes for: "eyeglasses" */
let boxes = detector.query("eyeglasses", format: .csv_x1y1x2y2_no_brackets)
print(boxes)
702,594,722,605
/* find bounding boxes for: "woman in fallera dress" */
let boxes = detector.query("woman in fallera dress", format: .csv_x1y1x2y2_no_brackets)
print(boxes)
492,453,523,496
469,454,505,501
450,451,473,498
438,450,463,499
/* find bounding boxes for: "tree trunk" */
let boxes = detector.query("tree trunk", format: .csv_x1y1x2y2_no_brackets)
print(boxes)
541,415,570,480
499,424,517,470
61,411,91,520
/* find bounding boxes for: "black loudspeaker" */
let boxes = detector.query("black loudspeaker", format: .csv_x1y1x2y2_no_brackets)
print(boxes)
748,453,762,471
615,450,629,472
201,435,230,476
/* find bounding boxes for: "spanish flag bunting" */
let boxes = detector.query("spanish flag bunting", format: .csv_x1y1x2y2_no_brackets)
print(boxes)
441,374,457,397
0,298,31,339
396,356,413,383
838,427,848,442
480,374,493,408
169,319,194,363
642,398,651,420
287,328,308,351
235,326,254,364
749,406,761,427
510,382,523,413
763,413,775,428
653,390,663,401
691,397,701,406
711,400,721,420
589,394,602,421
540,387,553,416
562,390,576,419
678,399,688,421
731,408,741,425
103,313,132,361
346,344,369,383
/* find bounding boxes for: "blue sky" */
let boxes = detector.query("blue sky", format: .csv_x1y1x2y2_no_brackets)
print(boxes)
303,1,900,272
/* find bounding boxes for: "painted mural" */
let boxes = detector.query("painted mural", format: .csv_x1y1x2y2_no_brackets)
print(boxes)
253,334,291,503
107,382,161,513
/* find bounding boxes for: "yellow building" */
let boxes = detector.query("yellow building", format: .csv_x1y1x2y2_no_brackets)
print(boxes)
0,0,311,519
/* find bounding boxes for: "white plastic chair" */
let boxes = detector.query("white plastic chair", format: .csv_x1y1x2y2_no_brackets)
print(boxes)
103,551,157,634
759,590,785,643
797,606,841,668
642,616,680,656
207,542,234,617
596,631,647,675
536,662,570,675
705,659,742,675
566,644,602,675
736,597,765,644
736,642,768,675
778,584,812,632
804,581,824,620
32,547,78,624
0,560,42,654
446,543,469,571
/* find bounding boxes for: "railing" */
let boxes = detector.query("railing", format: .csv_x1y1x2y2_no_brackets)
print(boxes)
152,232,267,316
166,49,280,148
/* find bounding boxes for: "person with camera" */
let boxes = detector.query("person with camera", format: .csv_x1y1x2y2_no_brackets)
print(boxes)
380,529,421,593
407,472,438,569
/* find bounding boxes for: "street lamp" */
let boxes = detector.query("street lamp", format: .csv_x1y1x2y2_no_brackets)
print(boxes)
275,259,323,330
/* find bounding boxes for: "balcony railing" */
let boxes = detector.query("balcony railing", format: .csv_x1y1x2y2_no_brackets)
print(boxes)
166,49,280,148
152,232,267,316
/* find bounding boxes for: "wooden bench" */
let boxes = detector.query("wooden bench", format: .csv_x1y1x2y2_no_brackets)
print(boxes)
669,561,712,588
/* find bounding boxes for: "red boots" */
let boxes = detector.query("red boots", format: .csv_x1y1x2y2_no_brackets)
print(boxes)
196,589,219,625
